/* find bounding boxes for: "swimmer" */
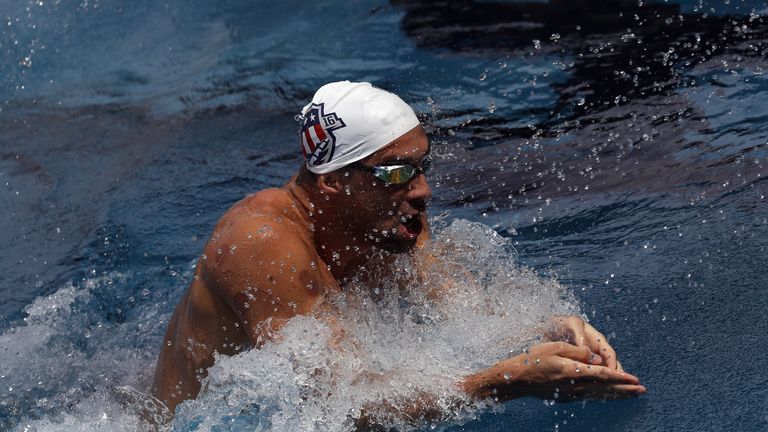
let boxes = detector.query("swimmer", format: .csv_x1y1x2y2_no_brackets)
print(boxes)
151,81,646,421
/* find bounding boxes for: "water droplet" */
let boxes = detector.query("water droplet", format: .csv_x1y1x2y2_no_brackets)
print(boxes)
533,39,541,49
488,98,496,114
479,71,487,81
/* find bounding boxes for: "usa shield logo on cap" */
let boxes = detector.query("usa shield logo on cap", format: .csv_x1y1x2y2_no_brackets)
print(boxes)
299,103,347,167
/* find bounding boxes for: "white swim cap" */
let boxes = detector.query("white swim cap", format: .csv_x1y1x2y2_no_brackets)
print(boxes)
297,81,420,174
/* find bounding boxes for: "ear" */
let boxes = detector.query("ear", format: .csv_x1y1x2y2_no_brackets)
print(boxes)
317,172,345,195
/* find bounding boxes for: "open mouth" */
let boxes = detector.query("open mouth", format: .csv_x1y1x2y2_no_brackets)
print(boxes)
401,215,422,237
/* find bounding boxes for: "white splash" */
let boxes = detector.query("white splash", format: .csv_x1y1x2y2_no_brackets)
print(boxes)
175,219,580,431
6,272,166,432
15,220,579,431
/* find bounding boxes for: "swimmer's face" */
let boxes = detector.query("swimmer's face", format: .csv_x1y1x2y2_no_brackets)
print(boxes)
341,126,432,253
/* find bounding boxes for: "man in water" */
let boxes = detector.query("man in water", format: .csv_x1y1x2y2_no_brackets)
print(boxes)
152,81,646,419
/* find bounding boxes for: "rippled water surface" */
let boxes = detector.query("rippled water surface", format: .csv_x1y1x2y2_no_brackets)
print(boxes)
1,0,767,431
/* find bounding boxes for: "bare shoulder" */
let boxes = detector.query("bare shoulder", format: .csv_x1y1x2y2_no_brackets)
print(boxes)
198,188,334,341
213,188,307,235
203,187,322,291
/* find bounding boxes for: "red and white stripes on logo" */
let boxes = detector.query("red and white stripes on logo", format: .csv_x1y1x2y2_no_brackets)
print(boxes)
300,123,328,158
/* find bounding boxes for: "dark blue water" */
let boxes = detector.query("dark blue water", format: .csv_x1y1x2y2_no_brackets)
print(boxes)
1,0,767,430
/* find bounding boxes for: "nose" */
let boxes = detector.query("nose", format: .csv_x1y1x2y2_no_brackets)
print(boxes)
407,172,432,211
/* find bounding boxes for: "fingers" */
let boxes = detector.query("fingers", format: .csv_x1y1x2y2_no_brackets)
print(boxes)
531,342,603,365
473,347,643,403
548,316,618,370
529,343,639,384
523,342,641,387
598,341,618,370
548,315,584,344
569,363,641,385
566,321,586,346
582,323,618,369
608,384,647,394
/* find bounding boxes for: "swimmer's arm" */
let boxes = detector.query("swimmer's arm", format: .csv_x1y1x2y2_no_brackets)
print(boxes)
460,342,645,402
205,217,327,346
353,341,645,429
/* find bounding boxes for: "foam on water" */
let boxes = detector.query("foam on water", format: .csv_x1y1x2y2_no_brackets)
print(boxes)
10,219,579,431
3,272,165,431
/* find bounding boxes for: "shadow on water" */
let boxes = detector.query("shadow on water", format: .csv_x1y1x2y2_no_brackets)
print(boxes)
397,0,768,112
394,0,768,214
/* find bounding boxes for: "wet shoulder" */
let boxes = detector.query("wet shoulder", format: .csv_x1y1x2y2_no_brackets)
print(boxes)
214,188,309,240
199,188,335,318
201,187,327,292
237,188,305,222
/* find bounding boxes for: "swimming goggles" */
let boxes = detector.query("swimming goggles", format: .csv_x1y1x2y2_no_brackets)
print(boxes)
353,158,431,185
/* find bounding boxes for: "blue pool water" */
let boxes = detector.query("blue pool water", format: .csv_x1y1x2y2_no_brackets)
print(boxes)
1,0,767,430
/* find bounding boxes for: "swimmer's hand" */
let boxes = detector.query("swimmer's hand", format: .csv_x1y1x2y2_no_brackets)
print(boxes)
545,315,622,370
461,342,646,402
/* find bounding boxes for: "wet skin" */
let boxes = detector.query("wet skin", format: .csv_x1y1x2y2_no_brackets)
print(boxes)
152,126,645,416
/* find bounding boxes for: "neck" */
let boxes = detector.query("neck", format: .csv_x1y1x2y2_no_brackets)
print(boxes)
285,180,375,283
